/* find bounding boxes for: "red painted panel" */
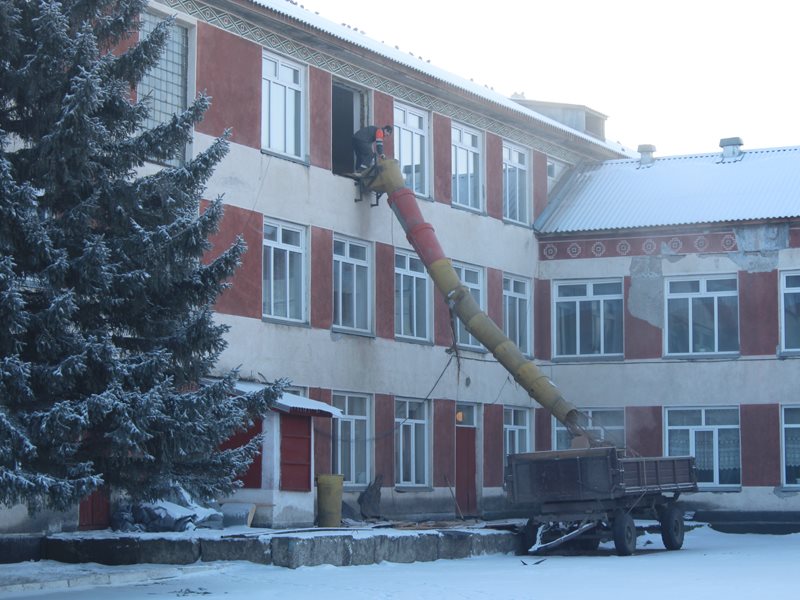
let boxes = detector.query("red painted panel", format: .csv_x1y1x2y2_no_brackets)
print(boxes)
455,427,477,515
433,399,456,487
532,150,548,221
310,388,333,477
791,227,800,248
487,267,503,328
433,294,454,347
79,487,110,530
483,404,504,487
625,406,662,457
205,202,262,319
375,242,395,339
220,419,263,488
374,394,395,486
534,408,553,452
432,113,452,205
741,404,781,486
195,22,261,149
485,133,503,220
739,271,778,356
373,91,394,159
624,276,662,359
309,67,332,170
310,227,333,329
533,278,551,360
280,413,312,491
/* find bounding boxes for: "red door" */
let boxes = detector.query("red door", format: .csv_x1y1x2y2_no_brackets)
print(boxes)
79,487,110,530
455,426,477,517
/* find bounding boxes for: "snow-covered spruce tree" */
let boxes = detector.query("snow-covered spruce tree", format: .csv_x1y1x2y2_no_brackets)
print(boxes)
0,0,281,513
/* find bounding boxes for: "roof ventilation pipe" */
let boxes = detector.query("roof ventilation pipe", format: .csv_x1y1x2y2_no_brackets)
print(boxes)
637,144,656,166
720,137,744,158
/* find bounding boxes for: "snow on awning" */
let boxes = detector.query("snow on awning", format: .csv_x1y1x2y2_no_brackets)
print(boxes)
231,380,342,419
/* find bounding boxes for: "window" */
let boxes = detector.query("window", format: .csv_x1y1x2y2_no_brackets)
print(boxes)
452,262,484,349
138,12,189,164
263,219,305,322
547,158,567,193
554,408,624,450
502,142,529,223
262,51,305,159
451,123,482,210
395,399,428,486
331,82,366,174
333,237,371,332
456,403,476,427
666,276,739,354
666,407,741,486
504,275,530,355
504,408,530,457
394,103,428,196
395,250,431,341
784,406,800,485
781,272,800,351
554,280,623,357
332,393,370,486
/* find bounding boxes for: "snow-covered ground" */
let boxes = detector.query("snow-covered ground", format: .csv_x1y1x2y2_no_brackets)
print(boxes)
2,525,798,599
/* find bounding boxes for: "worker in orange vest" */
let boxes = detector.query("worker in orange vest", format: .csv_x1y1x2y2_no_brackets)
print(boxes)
352,125,392,172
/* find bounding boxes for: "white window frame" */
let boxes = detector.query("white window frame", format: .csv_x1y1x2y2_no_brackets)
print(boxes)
503,274,531,356
781,271,800,352
393,102,429,197
332,392,371,487
553,408,625,450
504,408,530,457
394,249,431,341
665,275,739,355
261,50,306,159
783,405,800,486
452,262,484,350
553,279,624,358
665,407,741,487
502,142,530,224
451,123,482,211
333,236,372,333
262,218,306,322
395,398,429,486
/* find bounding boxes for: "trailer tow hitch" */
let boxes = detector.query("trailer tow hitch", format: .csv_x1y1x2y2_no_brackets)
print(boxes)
529,520,598,554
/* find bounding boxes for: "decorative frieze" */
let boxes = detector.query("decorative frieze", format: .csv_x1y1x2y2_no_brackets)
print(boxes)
540,232,739,260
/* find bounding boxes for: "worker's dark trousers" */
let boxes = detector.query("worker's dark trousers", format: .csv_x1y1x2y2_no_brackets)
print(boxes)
352,138,373,169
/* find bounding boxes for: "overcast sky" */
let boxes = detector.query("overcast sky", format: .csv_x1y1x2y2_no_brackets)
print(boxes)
293,0,800,156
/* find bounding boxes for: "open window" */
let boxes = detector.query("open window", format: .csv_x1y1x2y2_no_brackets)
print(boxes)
331,81,366,175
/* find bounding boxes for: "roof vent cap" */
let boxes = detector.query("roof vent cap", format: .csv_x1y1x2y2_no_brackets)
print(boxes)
637,144,656,166
720,137,743,158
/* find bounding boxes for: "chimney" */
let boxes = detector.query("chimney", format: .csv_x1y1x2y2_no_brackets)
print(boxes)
719,137,743,158
637,144,656,166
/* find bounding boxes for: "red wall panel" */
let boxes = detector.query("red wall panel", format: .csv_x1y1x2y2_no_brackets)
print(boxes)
739,270,778,356
280,413,312,491
311,388,333,477
532,150,548,221
373,91,394,159
483,404,504,487
485,133,503,220
487,267,503,328
533,278,551,360
220,419,263,488
374,394,395,487
195,22,261,149
433,398,456,487
625,406,662,457
624,276,662,359
206,202,262,319
741,404,781,486
310,226,333,329
375,242,395,340
309,66,332,170
534,407,553,451
433,113,452,204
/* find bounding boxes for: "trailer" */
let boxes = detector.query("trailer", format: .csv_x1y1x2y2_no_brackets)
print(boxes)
506,446,698,555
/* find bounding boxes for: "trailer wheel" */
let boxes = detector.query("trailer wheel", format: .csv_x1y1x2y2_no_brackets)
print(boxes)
659,504,685,550
612,511,636,556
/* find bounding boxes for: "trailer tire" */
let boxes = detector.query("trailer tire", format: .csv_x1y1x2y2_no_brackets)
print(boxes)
660,504,685,550
612,511,636,556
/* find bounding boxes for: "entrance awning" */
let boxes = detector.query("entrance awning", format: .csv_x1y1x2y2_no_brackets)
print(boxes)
232,380,343,419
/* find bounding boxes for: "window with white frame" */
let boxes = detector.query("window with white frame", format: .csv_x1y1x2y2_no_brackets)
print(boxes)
395,250,431,341
332,393,370,486
554,408,624,450
451,123,482,210
263,219,305,321
784,406,800,485
333,237,371,332
781,272,800,351
395,398,428,486
504,274,530,355
138,12,189,164
546,157,567,193
452,262,484,349
554,280,623,357
666,276,739,355
456,403,476,427
502,142,529,223
261,51,305,159
666,407,741,486
504,408,530,457
394,103,428,196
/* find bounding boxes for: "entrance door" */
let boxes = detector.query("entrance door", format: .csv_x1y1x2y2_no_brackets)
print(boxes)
455,404,477,517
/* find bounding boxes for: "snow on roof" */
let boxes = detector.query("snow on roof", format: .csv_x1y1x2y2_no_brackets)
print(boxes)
233,380,343,418
246,0,630,156
534,145,800,234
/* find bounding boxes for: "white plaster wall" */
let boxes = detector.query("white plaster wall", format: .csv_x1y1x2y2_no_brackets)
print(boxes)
0,504,78,534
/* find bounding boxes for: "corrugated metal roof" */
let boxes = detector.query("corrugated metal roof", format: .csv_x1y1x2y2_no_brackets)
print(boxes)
246,0,631,157
534,146,800,234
